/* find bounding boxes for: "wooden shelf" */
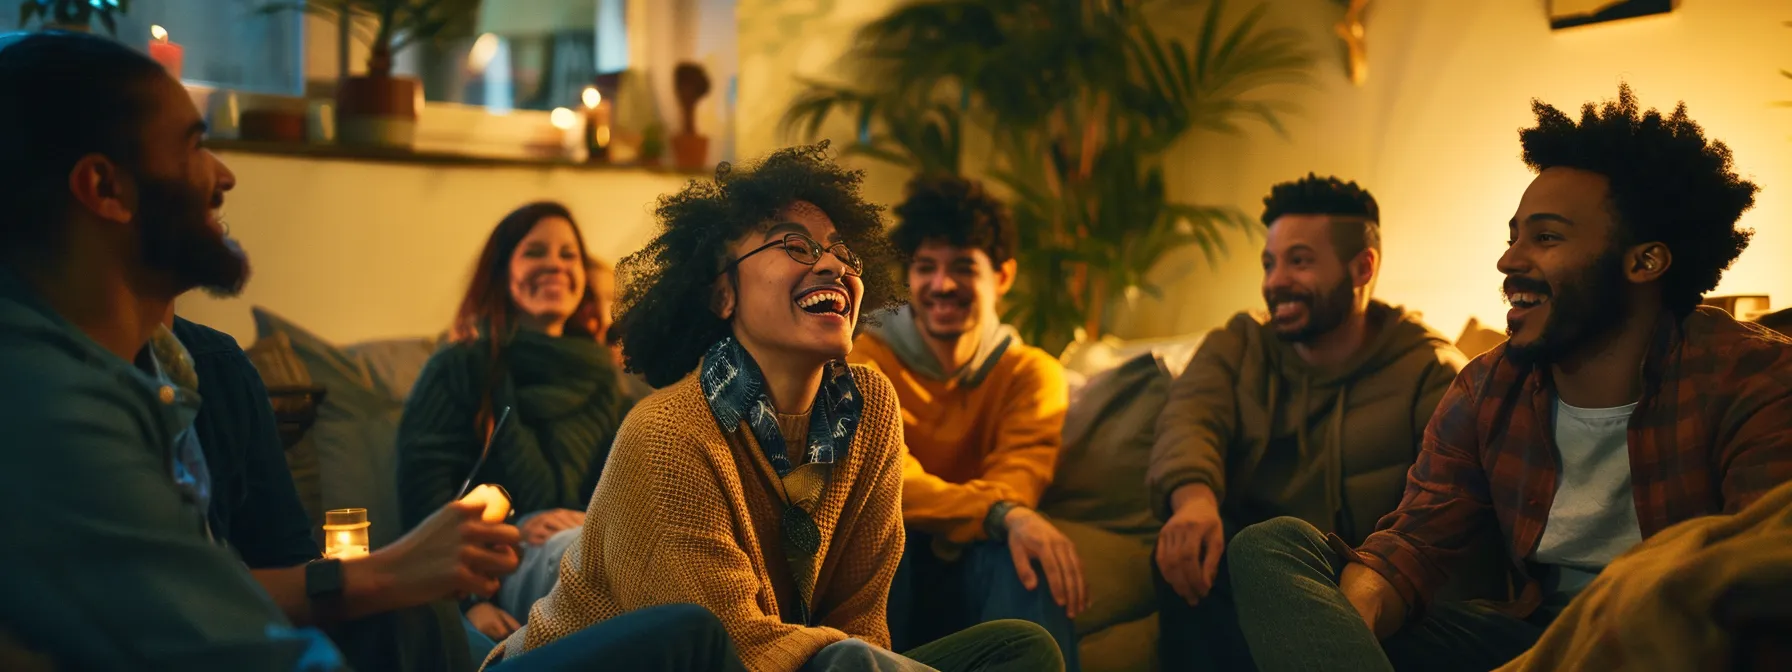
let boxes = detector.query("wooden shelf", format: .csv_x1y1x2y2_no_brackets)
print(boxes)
208,138,704,175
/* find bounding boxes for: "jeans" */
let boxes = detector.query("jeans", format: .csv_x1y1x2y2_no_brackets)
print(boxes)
495,526,580,620
803,620,1064,672
487,603,747,672
887,533,1081,671
1227,517,1555,672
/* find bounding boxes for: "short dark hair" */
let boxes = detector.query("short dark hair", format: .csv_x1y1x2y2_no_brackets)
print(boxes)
0,31,169,260
1519,84,1757,316
889,175,1017,265
608,142,904,388
1260,173,1381,261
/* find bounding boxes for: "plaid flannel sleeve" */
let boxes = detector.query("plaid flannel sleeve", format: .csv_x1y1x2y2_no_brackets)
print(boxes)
1714,346,1792,512
1348,364,1499,619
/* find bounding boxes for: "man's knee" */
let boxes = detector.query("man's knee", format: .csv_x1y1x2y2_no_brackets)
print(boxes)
966,620,1063,667
640,603,729,643
1228,516,1326,565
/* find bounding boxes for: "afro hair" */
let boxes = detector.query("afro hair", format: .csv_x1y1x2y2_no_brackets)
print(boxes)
1519,84,1758,316
607,141,904,387
888,175,1017,265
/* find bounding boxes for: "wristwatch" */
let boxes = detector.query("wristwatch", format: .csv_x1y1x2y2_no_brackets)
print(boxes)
985,500,1021,543
305,558,347,623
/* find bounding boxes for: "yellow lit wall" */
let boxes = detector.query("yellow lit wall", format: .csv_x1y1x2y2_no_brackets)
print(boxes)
1126,0,1792,341
175,153,691,345
738,0,1792,343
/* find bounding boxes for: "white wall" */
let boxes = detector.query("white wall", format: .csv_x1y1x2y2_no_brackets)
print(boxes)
1124,0,1792,341
176,152,692,346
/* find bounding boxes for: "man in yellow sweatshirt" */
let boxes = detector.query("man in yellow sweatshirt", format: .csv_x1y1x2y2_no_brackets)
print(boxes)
1147,174,1472,670
850,176,1083,671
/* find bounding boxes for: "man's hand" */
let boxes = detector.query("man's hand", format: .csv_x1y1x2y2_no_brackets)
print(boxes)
1340,562,1407,640
519,508,585,546
352,500,521,612
1004,507,1088,618
465,602,520,641
1156,483,1225,605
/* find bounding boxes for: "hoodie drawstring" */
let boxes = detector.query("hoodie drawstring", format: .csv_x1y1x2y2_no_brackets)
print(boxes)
1330,386,1350,541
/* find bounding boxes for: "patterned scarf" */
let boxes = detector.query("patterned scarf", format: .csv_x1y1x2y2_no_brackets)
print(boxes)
700,337,861,477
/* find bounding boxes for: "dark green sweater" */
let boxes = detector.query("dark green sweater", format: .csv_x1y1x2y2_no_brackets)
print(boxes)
397,330,632,530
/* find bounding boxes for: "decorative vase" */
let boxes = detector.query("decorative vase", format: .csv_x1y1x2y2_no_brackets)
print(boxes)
671,133,708,171
335,48,422,149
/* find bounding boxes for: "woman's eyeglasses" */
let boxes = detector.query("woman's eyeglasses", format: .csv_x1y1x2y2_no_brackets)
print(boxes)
721,233,864,278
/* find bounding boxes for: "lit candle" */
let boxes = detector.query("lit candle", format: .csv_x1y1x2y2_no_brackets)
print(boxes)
148,26,184,80
582,86,611,163
460,484,513,523
321,508,371,559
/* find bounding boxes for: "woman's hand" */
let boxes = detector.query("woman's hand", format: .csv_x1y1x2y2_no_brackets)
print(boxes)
466,602,521,640
518,508,586,545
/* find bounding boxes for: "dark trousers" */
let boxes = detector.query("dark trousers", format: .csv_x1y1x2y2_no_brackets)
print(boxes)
488,603,747,672
1152,544,1254,671
802,620,1064,672
887,533,1082,672
331,600,474,672
1227,517,1554,672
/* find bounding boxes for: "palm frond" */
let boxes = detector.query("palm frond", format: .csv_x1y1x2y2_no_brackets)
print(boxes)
788,0,1315,344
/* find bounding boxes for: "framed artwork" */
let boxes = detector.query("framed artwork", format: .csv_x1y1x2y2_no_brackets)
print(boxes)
1549,0,1676,30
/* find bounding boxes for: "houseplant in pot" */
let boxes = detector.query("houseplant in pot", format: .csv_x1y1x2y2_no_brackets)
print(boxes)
782,0,1313,353
640,122,667,168
671,62,712,170
17,0,130,34
263,0,480,148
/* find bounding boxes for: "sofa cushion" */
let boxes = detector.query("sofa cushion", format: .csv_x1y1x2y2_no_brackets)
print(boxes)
1077,612,1157,672
252,308,440,547
1057,519,1157,636
244,332,325,541
1042,350,1180,540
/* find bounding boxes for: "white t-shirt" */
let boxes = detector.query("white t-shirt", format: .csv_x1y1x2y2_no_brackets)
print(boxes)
1533,398,1644,596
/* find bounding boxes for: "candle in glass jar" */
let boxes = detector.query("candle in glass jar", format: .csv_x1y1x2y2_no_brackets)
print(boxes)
322,508,371,559
148,26,184,79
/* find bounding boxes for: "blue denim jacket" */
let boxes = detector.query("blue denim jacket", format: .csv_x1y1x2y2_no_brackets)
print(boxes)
0,266,342,671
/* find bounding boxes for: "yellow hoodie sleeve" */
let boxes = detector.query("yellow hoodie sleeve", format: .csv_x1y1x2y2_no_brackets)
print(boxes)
897,349,1069,543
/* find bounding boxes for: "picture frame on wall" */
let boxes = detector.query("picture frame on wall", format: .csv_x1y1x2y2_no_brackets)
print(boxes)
1549,0,1676,30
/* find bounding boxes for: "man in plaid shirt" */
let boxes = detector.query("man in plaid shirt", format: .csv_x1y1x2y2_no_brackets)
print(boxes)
1223,84,1792,671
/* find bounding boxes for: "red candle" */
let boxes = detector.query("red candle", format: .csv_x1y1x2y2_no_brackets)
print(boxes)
148,26,183,79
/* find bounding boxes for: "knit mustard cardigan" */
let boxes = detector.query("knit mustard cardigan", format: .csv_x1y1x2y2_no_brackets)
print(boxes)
500,364,907,672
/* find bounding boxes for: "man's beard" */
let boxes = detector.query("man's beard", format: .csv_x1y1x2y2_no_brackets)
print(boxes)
1505,247,1628,367
136,175,250,297
918,293,977,341
1268,277,1354,344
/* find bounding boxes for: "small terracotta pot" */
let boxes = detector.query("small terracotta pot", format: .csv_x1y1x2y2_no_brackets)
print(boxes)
336,74,422,148
671,133,709,171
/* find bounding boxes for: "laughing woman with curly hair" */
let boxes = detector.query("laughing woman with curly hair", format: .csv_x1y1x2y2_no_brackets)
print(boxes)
495,144,1062,672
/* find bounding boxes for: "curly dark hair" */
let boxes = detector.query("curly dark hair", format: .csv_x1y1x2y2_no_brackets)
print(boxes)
1260,173,1381,261
889,175,1017,265
1520,84,1757,316
608,142,904,387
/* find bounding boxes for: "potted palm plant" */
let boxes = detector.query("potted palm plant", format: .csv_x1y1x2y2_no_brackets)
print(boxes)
783,0,1312,353
17,0,130,34
263,0,480,148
